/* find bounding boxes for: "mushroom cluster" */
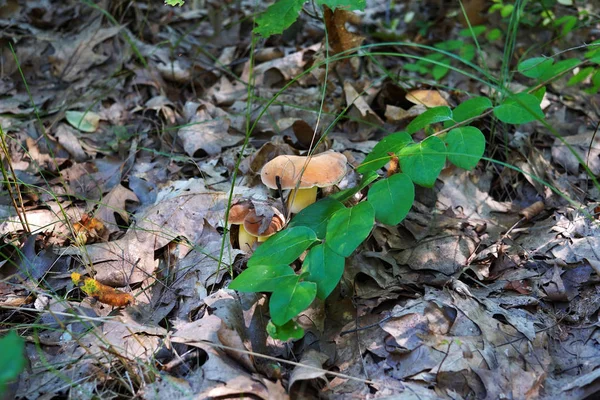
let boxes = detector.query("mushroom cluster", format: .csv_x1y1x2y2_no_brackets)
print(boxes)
228,200,285,250
260,150,347,214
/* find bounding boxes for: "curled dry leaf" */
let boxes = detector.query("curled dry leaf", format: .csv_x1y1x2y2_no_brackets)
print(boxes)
324,7,365,55
519,200,545,220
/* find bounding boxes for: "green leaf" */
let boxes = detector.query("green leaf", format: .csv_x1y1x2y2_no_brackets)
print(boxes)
316,0,366,10
489,4,503,13
424,52,446,62
501,4,514,18
532,86,546,103
406,106,453,135
567,67,595,86
444,96,492,128
270,279,317,325
329,170,379,202
326,202,375,257
254,0,304,38
539,58,580,81
65,110,100,132
585,43,600,64
357,132,413,174
493,93,544,124
486,28,502,41
303,244,345,300
289,198,345,239
434,40,463,51
555,15,577,35
432,62,450,80
229,264,297,293
266,320,304,341
399,136,446,187
458,26,486,37
165,0,184,5
445,127,485,170
460,45,476,62
404,63,424,73
367,173,414,226
248,226,318,268
0,331,25,390
517,57,553,79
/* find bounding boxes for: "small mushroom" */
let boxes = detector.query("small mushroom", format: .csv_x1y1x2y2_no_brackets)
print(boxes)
260,150,347,213
227,201,257,250
244,208,286,242
227,200,286,250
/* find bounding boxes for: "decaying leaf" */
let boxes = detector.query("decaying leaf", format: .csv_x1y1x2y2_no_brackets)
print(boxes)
324,7,365,55
406,89,449,107
344,82,384,126
48,19,120,82
178,101,242,157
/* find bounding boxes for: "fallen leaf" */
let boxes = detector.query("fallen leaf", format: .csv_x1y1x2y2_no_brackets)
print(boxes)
406,89,449,107
96,184,139,232
344,82,384,125
324,7,365,55
289,349,329,390
178,101,242,157
65,111,101,133
49,19,120,82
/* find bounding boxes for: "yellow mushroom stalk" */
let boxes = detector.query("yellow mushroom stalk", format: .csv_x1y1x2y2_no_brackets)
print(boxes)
288,186,318,214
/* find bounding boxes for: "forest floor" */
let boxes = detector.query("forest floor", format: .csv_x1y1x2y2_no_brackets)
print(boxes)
2,0,600,399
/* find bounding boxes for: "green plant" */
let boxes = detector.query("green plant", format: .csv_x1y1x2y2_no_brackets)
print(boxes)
229,91,547,340
489,0,516,19
517,40,600,93
0,331,26,396
165,0,366,38
404,26,501,80
162,0,596,343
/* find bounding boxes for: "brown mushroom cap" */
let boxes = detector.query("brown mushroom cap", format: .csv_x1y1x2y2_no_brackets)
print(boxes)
260,150,347,190
243,208,285,237
227,201,252,224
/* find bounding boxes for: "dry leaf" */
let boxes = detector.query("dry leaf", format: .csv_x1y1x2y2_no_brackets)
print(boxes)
324,7,365,55
49,19,120,82
96,184,139,231
406,89,449,107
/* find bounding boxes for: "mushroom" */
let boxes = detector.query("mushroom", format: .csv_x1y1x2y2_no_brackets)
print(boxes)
243,208,286,242
227,201,256,250
227,200,286,250
260,151,347,214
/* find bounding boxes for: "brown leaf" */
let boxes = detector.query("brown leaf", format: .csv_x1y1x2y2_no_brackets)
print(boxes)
324,7,365,55
54,124,87,162
96,184,139,232
289,349,329,390
406,89,449,107
458,0,488,26
49,19,121,82
178,101,242,157
343,82,384,127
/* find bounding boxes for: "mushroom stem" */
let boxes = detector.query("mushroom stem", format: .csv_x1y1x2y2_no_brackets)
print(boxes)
257,235,269,243
288,186,318,214
238,224,257,250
